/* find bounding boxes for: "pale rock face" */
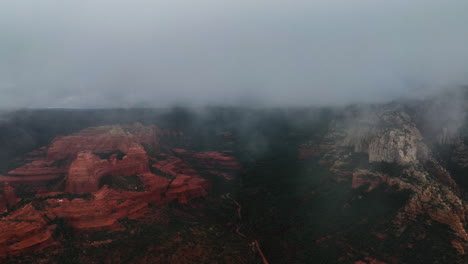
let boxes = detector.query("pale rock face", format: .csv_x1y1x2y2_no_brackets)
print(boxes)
342,109,429,165
324,107,467,255
367,128,419,164
452,142,468,169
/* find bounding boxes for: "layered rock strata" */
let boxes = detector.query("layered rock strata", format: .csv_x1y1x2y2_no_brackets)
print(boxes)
0,123,241,257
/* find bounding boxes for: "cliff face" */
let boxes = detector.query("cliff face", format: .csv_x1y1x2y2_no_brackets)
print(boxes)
0,123,241,257
312,105,468,259
341,109,429,165
65,152,104,194
0,183,19,213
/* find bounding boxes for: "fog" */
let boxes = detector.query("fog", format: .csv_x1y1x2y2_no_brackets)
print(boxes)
1,0,468,108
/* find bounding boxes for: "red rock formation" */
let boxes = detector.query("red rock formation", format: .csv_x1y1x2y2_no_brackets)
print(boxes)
46,124,161,161
0,183,18,213
65,144,150,193
0,173,167,256
65,152,104,193
1,124,155,193
153,155,199,177
0,174,62,183
0,168,206,256
166,175,211,204
0,205,56,257
2,183,19,210
351,170,388,191
192,151,241,170
8,160,66,176
168,150,242,181
0,124,241,257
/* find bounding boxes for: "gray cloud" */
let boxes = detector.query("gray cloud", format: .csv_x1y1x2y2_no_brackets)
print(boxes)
1,0,468,108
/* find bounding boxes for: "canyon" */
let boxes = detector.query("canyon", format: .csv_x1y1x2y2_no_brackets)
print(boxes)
0,97,467,263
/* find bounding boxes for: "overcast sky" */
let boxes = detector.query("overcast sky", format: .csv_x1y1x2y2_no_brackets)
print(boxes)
1,0,468,108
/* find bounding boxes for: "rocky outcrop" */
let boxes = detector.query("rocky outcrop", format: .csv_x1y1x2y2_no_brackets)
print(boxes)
166,175,211,204
351,170,388,191
341,110,429,165
424,159,459,192
7,159,67,177
0,183,19,213
350,166,467,254
153,155,199,177
191,151,242,170
0,124,241,257
0,205,56,257
0,124,160,188
168,150,241,181
317,106,468,256
0,168,217,256
46,123,161,161
65,152,104,193
65,144,150,193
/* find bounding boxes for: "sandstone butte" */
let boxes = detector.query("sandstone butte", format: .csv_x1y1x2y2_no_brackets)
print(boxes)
0,123,241,257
